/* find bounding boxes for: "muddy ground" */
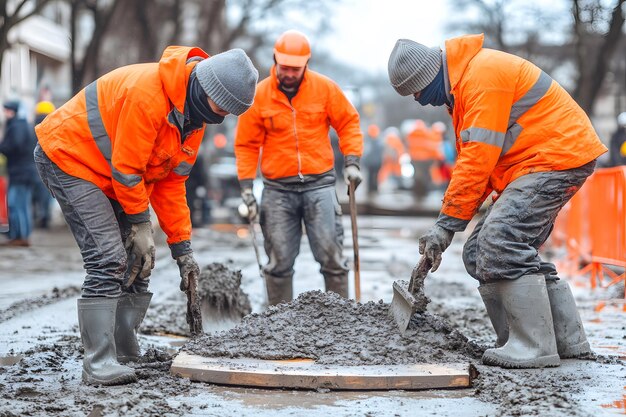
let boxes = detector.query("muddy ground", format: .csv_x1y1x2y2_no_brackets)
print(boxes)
0,216,625,416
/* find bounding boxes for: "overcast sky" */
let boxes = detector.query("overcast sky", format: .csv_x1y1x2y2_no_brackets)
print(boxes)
316,0,449,75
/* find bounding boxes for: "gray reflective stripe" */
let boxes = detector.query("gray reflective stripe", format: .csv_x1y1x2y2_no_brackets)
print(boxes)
174,161,193,176
460,127,505,147
508,71,552,125
85,82,112,162
86,81,142,188
500,71,552,156
112,167,142,187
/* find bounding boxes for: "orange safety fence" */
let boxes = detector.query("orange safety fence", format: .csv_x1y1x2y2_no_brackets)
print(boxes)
551,167,626,308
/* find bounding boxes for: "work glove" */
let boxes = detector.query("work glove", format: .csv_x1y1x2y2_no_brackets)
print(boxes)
124,222,156,288
344,165,363,189
177,253,200,292
418,224,455,273
240,187,258,222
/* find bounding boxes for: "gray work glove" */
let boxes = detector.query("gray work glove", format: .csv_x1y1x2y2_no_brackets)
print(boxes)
124,222,155,288
344,165,363,189
177,253,200,292
418,224,454,272
240,187,258,222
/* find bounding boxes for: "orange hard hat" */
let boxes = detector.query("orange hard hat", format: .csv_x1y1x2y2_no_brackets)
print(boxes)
274,30,311,67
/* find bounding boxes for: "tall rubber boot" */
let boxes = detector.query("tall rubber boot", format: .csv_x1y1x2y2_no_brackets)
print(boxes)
481,274,561,368
546,279,591,358
478,282,509,347
324,274,349,298
265,273,293,306
77,298,137,385
115,292,152,363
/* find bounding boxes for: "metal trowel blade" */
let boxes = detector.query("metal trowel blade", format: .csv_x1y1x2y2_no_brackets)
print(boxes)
389,280,419,335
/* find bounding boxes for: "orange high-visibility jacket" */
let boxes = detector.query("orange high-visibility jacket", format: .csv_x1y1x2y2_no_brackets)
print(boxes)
235,66,362,182
407,125,443,162
35,46,208,245
442,34,607,223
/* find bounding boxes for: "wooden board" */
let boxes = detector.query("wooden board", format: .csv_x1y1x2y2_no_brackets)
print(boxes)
171,352,471,390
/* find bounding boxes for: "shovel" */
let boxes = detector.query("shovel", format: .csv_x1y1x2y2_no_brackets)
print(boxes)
389,256,432,335
248,220,269,305
185,270,203,336
348,180,361,302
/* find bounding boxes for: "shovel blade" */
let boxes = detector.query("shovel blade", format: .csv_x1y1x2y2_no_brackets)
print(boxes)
389,280,419,335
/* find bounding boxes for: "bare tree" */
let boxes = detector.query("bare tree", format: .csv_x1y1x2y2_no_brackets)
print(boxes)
69,0,123,94
0,0,54,75
572,0,625,113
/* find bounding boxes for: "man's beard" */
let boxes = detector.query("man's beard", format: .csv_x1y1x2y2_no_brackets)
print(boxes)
278,75,302,92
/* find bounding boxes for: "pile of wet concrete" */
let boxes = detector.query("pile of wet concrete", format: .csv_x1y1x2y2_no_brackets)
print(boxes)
142,262,251,336
184,290,483,365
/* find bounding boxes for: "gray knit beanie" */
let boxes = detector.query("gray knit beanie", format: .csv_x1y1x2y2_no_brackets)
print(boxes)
388,39,442,96
195,48,259,116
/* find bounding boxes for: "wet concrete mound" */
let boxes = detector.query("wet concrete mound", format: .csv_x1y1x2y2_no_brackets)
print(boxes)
184,290,482,365
197,262,251,319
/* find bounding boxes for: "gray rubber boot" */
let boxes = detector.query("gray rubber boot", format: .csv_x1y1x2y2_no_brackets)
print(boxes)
546,279,591,358
481,274,561,368
324,274,349,298
265,273,293,306
478,283,509,347
115,292,152,363
77,298,137,385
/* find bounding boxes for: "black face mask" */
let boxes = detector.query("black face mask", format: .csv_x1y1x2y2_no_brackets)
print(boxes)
186,69,225,125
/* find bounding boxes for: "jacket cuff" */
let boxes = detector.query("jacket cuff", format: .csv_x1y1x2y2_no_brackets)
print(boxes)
239,179,254,190
170,240,192,258
435,213,470,232
344,155,361,169
127,209,151,224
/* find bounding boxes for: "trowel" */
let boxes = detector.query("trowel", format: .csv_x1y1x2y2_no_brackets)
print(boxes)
389,256,431,335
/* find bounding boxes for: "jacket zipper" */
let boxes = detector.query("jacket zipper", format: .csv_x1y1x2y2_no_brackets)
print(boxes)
290,104,304,181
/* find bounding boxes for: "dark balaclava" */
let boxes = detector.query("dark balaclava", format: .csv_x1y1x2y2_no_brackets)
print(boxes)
186,68,225,125
416,67,449,107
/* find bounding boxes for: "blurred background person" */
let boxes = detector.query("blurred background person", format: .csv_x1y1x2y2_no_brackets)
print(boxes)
362,123,383,196
406,119,443,200
378,127,406,190
32,101,56,229
0,100,38,246
608,112,626,167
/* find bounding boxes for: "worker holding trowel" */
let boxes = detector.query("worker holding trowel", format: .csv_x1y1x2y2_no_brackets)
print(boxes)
387,34,607,369
34,46,258,385
235,30,363,305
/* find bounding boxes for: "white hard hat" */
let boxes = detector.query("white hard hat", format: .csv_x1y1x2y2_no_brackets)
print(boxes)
618,112,626,127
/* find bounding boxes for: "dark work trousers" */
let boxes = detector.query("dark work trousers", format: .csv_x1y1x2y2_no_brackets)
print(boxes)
260,185,349,285
462,161,596,283
34,144,149,297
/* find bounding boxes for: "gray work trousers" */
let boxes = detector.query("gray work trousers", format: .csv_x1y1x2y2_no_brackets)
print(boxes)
260,185,349,284
462,161,595,283
34,144,149,297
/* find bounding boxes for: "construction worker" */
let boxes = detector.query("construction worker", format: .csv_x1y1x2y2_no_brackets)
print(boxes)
406,120,443,199
0,100,38,246
235,30,363,305
362,124,383,194
34,46,258,385
388,34,607,369
32,101,56,229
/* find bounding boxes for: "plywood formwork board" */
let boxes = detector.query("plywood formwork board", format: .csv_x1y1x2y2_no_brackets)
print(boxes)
171,352,472,390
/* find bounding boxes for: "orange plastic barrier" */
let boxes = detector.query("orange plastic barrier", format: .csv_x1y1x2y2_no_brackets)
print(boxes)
0,176,7,233
552,167,626,306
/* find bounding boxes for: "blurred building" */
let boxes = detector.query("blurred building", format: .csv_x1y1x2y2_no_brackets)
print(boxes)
1,1,71,119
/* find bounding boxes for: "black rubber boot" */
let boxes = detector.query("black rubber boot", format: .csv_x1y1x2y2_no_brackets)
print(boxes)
115,292,152,363
264,273,293,306
546,279,591,358
324,273,349,298
77,298,137,385
481,274,560,369
478,282,509,347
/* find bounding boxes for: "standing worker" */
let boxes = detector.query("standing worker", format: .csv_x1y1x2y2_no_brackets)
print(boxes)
362,124,383,195
0,100,38,246
235,30,363,305
34,46,258,385
32,101,56,229
388,34,607,369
